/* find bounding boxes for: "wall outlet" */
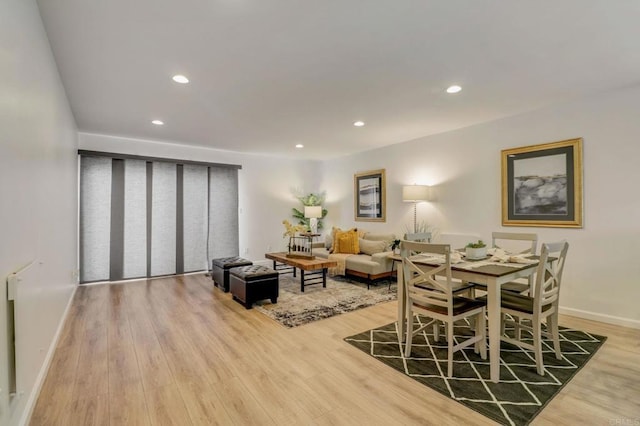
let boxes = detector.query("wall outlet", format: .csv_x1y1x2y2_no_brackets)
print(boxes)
244,248,249,255
267,245,272,252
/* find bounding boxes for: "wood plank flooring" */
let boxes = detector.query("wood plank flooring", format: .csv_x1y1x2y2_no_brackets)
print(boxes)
30,274,640,425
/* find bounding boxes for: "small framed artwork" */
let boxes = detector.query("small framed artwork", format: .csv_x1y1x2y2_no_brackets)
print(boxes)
354,169,386,222
502,138,583,228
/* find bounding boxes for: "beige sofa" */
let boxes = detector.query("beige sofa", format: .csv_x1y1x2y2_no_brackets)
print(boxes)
312,231,396,288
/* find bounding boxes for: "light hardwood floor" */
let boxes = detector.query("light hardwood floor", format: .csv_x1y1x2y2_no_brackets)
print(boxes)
31,274,640,425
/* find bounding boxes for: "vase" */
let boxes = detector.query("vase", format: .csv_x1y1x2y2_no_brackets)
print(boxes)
465,246,487,260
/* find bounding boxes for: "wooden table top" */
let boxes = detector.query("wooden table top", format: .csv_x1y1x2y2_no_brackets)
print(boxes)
388,253,541,278
265,252,337,270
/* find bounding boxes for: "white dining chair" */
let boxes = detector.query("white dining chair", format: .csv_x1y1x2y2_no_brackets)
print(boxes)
403,232,432,242
473,232,538,296
402,241,487,377
498,240,569,376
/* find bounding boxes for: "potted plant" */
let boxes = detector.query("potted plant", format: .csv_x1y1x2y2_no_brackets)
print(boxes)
391,239,402,255
291,192,328,232
465,240,487,260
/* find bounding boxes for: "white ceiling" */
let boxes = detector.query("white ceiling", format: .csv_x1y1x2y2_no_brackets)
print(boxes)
37,1,640,160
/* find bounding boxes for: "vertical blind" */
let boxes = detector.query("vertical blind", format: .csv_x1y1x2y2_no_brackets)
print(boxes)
79,153,240,283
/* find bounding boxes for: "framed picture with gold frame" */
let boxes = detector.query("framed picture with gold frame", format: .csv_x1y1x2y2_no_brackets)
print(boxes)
354,169,386,222
502,138,583,228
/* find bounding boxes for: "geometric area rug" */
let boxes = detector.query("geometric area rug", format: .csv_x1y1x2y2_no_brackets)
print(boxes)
345,317,606,426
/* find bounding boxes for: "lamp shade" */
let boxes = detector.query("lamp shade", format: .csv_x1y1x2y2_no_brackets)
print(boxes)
304,205,323,218
402,185,430,202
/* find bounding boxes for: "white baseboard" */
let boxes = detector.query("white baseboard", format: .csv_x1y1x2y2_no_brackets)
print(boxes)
559,306,640,330
20,284,78,426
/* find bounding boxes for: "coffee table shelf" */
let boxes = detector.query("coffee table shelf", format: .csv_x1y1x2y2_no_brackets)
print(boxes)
265,252,337,292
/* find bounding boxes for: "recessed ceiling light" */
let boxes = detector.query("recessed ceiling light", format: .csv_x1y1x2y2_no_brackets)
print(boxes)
172,75,189,84
295,144,304,149
353,121,365,127
151,120,164,125
446,85,462,94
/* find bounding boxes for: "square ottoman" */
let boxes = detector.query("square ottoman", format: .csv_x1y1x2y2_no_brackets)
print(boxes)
229,265,279,309
211,256,253,292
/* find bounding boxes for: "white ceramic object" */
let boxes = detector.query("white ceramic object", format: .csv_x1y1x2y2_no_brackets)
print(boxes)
466,246,487,260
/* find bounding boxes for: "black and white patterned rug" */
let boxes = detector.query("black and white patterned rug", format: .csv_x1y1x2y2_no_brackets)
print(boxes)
345,317,606,426
254,274,396,328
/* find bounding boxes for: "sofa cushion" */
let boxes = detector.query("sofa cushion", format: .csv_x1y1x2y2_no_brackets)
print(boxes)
313,247,330,259
325,234,333,250
362,232,395,244
358,238,387,255
334,228,359,254
330,227,355,253
345,254,388,276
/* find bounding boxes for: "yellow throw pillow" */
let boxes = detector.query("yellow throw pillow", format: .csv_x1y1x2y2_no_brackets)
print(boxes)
334,228,359,254
330,226,353,253
329,226,339,253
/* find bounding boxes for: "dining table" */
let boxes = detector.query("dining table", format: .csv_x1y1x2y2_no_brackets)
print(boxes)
392,251,544,383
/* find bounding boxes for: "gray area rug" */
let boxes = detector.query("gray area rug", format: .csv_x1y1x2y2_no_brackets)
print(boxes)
254,273,396,328
345,317,606,426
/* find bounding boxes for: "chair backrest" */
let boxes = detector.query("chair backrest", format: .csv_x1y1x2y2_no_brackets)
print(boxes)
401,241,453,313
533,240,569,313
433,233,481,252
492,231,538,255
403,232,432,242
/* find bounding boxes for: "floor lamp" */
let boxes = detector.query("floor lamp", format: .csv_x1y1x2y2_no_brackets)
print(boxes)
402,185,430,233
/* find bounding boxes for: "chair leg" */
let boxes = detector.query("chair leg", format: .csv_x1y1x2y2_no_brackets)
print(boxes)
405,306,413,357
434,321,440,342
476,309,487,360
473,313,480,354
514,316,521,340
447,321,454,378
533,320,544,376
548,313,562,360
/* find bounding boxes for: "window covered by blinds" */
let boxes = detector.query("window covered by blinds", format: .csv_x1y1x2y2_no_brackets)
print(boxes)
183,165,208,272
79,156,112,282
209,167,239,259
123,159,147,279
78,153,240,283
150,162,177,277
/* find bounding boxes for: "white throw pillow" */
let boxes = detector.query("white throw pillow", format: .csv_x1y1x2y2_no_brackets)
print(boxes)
358,238,387,255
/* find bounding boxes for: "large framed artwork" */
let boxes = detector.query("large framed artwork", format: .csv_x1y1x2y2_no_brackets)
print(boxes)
354,169,386,222
502,138,583,228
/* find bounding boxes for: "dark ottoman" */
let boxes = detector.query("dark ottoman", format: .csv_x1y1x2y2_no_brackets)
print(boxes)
211,256,253,292
229,265,279,309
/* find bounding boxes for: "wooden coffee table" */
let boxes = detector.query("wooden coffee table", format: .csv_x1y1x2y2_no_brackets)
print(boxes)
265,252,337,292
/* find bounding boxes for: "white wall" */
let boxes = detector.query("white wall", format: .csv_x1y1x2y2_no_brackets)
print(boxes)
1,4,633,424
80,84,640,329
320,85,640,328
79,133,323,263
0,1,78,425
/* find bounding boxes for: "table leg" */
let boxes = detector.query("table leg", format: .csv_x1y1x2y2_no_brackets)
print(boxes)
487,280,500,383
322,268,327,288
396,261,406,343
293,267,296,278
300,269,305,292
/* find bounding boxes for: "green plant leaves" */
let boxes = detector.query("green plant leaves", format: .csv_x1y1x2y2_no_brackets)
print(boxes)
292,194,328,231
